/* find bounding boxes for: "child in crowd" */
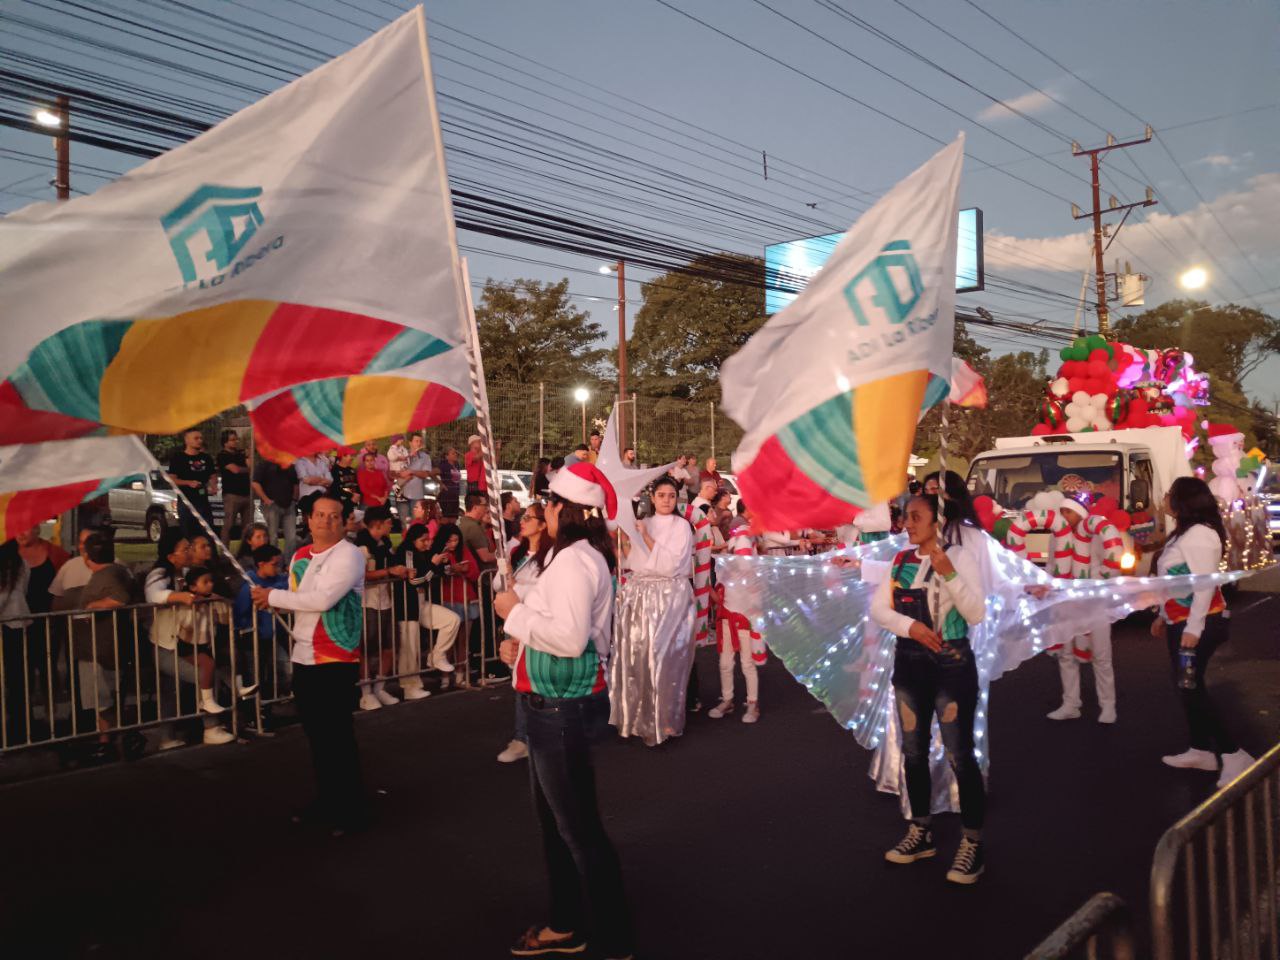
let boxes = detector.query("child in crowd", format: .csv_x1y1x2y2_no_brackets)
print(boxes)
233,545,290,695
709,506,764,724
180,566,257,739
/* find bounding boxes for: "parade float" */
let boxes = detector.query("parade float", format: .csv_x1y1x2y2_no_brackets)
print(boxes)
965,334,1272,574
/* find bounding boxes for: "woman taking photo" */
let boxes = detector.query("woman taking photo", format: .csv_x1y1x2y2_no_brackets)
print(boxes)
1154,476,1254,786
869,480,988,885
497,501,551,764
424,523,480,680
610,475,696,746
494,463,633,960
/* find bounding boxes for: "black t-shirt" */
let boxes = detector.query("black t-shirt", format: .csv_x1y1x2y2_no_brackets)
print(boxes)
252,460,296,508
169,450,215,504
216,450,250,496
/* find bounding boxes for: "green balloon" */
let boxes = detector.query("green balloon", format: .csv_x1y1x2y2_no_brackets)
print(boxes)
1060,347,1073,361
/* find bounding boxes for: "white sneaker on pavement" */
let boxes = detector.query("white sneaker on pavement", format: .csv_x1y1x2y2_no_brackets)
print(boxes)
708,699,735,719
1162,748,1219,771
1098,706,1117,724
402,687,431,701
374,688,399,707
741,702,760,724
202,726,235,745
431,656,456,673
1217,749,1255,788
359,694,382,712
497,739,529,763
1046,703,1081,721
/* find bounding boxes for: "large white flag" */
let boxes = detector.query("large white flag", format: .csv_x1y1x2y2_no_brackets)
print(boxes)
0,8,472,456
721,136,964,530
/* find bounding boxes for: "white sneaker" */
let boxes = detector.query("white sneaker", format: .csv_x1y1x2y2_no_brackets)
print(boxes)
202,726,235,745
1162,748,1219,771
708,699,735,719
402,687,431,701
359,694,382,712
497,739,529,763
431,656,456,673
237,682,260,699
1046,704,1081,721
741,702,760,724
374,688,399,707
1098,706,1117,725
1217,750,1255,788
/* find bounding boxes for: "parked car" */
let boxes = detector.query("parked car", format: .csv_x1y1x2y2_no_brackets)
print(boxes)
497,469,535,507
107,471,179,543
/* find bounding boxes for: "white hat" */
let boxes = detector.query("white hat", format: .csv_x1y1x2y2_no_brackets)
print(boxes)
467,434,482,446
548,461,618,520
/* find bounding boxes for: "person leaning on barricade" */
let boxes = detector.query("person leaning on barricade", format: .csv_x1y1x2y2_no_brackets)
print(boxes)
251,492,369,837
233,544,290,699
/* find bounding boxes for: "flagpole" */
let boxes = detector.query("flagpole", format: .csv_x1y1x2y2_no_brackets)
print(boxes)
459,257,509,585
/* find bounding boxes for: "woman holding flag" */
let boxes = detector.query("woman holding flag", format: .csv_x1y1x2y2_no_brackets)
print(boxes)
870,477,989,885
494,462,633,960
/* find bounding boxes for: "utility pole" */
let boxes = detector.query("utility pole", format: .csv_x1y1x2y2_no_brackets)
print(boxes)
54,94,69,200
1071,128,1156,338
615,259,627,450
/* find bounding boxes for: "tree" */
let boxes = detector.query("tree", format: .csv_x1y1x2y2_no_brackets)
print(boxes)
474,278,609,385
628,254,766,402
916,349,1049,461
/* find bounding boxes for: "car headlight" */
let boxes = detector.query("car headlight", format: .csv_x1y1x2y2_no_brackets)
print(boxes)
166,500,179,517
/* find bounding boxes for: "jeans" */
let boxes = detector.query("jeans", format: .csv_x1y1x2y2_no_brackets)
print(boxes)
220,493,253,544
179,497,214,539
522,690,632,954
513,693,528,744
1167,615,1237,755
262,502,297,559
892,638,986,831
292,662,364,825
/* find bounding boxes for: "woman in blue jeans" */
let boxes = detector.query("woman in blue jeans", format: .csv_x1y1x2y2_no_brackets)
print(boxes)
870,486,988,885
495,463,633,960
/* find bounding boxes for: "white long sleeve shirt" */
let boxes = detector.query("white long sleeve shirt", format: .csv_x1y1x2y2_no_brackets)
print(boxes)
1157,524,1225,637
870,535,987,640
268,538,366,665
628,512,694,579
505,540,613,662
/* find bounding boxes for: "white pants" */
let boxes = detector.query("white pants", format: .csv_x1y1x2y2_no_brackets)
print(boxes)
397,605,461,688
719,627,759,703
77,661,116,713
1055,625,1115,711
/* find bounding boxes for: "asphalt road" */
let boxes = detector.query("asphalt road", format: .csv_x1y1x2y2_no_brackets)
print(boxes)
2,573,1278,960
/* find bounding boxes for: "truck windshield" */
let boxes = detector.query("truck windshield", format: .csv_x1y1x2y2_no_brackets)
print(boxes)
1257,468,1280,496
968,451,1123,511
149,471,171,491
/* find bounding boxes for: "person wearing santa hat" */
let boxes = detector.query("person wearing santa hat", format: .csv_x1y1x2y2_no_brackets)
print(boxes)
494,462,633,960
610,475,697,746
1046,490,1118,724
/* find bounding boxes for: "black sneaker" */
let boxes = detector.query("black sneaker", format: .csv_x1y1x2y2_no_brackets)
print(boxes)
885,823,935,864
946,837,985,884
510,925,587,956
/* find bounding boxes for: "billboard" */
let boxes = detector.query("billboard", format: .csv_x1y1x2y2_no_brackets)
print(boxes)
764,207,984,315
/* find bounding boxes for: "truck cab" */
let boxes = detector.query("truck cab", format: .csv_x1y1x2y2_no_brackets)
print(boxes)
966,427,1190,575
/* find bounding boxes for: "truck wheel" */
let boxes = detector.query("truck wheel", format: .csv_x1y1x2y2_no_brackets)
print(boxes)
146,511,166,543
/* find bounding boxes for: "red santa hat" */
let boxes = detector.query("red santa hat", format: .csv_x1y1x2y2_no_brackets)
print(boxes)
1206,422,1244,441
549,461,618,520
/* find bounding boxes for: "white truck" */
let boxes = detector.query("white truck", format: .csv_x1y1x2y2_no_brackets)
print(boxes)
966,426,1192,575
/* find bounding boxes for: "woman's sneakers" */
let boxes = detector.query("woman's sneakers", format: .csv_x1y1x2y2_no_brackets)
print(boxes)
1162,747,1219,771
509,925,587,957
497,739,529,763
1217,749,1256,788
885,823,935,864
946,836,985,885
707,699,735,719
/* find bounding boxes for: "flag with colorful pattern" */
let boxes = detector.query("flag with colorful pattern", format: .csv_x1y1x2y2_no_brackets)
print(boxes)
0,9,472,457
0,436,159,541
722,137,965,532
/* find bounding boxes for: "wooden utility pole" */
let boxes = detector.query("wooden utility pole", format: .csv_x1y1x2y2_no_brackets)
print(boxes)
54,94,70,200
1071,129,1156,337
615,259,627,449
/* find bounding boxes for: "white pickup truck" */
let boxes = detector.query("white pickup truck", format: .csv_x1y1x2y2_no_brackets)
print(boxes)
966,427,1191,575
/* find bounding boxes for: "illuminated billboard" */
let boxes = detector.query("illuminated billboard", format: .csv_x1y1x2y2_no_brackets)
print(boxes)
764,207,984,314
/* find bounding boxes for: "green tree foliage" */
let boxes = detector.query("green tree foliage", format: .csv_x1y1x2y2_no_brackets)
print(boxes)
474,278,609,385
628,254,766,402
916,348,1049,461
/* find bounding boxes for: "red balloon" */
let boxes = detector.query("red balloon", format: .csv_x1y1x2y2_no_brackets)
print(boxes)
1088,361,1108,379
1030,423,1051,436
973,495,999,533
1089,348,1111,364
1108,511,1132,532
1091,495,1119,517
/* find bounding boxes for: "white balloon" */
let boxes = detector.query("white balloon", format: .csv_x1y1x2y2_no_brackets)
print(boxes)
1072,391,1091,405
1066,416,1088,433
1050,378,1070,398
1091,393,1108,408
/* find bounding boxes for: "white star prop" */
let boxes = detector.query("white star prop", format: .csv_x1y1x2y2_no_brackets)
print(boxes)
595,407,678,562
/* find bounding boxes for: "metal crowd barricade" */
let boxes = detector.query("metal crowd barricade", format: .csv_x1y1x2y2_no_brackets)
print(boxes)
1025,893,1137,960
0,597,241,755
1151,741,1280,960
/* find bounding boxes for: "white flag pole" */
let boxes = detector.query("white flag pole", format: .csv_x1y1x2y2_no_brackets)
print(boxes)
459,257,509,587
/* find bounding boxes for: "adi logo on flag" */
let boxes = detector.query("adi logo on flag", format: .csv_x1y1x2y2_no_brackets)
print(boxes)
161,184,268,284
843,240,924,328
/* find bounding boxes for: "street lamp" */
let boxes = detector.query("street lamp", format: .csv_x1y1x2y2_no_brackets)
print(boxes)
34,108,62,128
1179,267,1208,291
32,98,69,200
599,260,628,447
574,387,590,443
